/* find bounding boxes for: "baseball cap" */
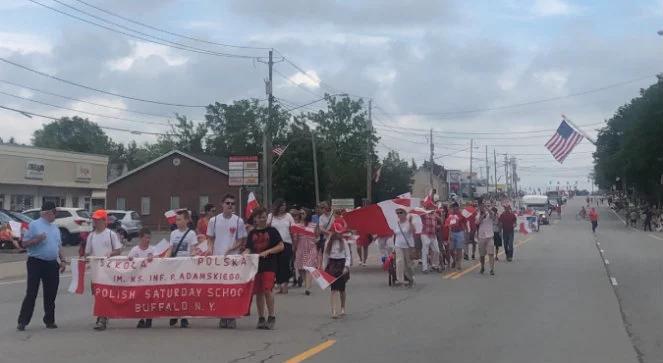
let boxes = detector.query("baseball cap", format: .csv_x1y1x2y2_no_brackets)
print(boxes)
92,209,108,220
41,201,56,212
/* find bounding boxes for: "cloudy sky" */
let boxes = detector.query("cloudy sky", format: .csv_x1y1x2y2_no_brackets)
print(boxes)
1,0,662,191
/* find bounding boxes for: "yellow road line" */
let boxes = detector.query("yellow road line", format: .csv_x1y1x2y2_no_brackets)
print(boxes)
443,271,459,279
451,236,533,280
648,234,663,241
285,339,336,363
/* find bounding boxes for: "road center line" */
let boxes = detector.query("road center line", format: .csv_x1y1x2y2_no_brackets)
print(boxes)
450,236,532,280
648,234,663,241
285,339,336,363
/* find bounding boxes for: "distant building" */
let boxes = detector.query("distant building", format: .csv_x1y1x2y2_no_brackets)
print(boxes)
411,162,448,202
106,150,241,230
0,144,108,211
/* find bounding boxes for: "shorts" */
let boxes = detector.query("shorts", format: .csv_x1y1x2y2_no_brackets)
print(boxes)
451,231,465,250
252,272,275,294
478,237,495,256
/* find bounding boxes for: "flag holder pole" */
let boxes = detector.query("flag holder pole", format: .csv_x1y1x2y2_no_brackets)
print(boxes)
562,114,597,145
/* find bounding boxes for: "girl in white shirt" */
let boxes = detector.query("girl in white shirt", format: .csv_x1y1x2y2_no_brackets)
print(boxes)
268,199,295,294
323,223,351,319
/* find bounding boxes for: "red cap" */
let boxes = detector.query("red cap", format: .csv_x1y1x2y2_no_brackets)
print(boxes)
92,209,108,220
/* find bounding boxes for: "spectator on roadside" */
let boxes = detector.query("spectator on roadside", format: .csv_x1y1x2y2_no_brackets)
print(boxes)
196,203,216,235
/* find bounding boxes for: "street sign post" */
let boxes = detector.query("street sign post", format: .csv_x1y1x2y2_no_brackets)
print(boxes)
228,156,259,186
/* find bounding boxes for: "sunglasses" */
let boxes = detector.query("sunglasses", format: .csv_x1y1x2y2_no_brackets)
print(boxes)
396,211,405,215
224,202,235,206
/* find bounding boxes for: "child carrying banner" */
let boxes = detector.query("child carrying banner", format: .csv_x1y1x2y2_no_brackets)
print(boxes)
243,207,285,330
168,210,196,329
127,227,155,328
85,209,122,331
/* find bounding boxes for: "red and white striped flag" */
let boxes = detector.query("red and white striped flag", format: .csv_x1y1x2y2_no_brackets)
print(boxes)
545,120,584,163
272,144,289,157
68,258,86,294
245,192,259,220
303,266,341,290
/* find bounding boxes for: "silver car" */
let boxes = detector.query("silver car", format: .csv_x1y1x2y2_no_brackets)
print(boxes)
106,210,143,241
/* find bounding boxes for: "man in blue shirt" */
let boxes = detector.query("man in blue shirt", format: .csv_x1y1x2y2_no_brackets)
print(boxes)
17,202,67,331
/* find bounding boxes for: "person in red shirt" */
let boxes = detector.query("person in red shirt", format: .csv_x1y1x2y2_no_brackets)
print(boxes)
196,203,216,235
464,202,478,261
589,207,599,233
445,202,467,271
498,205,517,262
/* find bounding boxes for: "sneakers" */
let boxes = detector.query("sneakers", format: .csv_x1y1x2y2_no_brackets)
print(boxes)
169,319,178,327
480,267,485,274
471,255,476,260
257,317,267,329
305,290,311,296
45,323,58,329
218,319,227,329
180,319,189,328
266,316,276,330
94,317,108,331
16,323,26,331
490,270,495,276
137,319,152,328
219,318,236,329
464,254,469,261
226,319,237,329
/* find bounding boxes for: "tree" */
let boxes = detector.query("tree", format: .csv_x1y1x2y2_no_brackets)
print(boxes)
33,116,112,155
373,151,414,202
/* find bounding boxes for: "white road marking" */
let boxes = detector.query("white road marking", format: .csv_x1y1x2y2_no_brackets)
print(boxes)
611,277,618,286
604,259,610,265
648,234,663,241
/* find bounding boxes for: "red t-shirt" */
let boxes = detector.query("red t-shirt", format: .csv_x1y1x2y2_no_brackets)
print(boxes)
589,210,599,222
196,217,209,235
499,212,517,233
445,212,466,233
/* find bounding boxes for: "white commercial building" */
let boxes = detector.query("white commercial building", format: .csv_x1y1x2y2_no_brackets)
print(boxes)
0,144,108,211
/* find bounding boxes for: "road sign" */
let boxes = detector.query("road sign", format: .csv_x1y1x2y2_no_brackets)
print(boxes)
228,156,259,186
332,198,355,211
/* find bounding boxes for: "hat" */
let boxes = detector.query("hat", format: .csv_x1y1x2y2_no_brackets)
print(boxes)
92,209,108,220
41,201,56,212
332,222,347,234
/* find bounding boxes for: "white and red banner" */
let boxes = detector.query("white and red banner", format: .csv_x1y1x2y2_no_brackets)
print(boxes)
72,255,259,318
303,266,339,290
68,259,87,294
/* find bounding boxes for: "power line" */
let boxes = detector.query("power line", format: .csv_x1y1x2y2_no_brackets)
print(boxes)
71,0,270,50
0,57,207,108
0,79,172,119
0,89,171,127
273,69,325,99
28,0,257,60
0,104,167,136
376,74,657,116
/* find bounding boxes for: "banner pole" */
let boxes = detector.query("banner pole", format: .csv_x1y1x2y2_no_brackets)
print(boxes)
562,114,597,145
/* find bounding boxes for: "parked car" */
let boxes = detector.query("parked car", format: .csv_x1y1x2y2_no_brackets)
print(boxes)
106,210,142,241
23,207,92,245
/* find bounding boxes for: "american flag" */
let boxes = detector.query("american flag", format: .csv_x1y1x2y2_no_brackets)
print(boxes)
272,144,289,157
545,120,583,163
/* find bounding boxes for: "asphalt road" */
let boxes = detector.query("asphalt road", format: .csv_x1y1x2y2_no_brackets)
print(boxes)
0,200,640,363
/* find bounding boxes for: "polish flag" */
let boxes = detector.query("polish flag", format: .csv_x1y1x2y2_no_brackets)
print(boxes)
290,223,316,238
153,239,172,257
245,192,259,220
68,258,86,294
304,266,341,290
343,196,428,236
461,205,477,219
518,216,532,234
422,190,434,208
164,209,179,225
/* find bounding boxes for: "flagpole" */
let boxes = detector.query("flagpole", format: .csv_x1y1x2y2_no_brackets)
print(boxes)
562,114,596,145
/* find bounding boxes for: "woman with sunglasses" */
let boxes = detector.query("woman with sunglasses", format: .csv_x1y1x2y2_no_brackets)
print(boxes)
268,199,296,294
393,208,415,287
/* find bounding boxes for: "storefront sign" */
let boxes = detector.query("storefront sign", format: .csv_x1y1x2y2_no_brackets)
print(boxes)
331,198,355,211
76,163,92,181
25,160,45,180
228,156,259,186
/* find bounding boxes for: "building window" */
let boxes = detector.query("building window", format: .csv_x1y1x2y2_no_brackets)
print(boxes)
199,196,209,212
170,196,180,210
116,197,126,210
72,196,79,208
141,197,151,215
43,196,65,207
10,195,34,211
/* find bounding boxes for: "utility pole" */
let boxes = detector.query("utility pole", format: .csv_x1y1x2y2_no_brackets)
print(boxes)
504,154,509,196
365,99,373,205
493,149,497,194
312,131,320,206
429,128,434,190
261,50,274,209
511,157,518,198
469,139,473,200
485,145,489,196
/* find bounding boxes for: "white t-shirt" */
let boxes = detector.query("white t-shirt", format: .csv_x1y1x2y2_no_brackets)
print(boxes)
128,245,155,258
170,228,196,257
268,213,295,244
85,228,122,257
206,214,247,256
318,213,334,233
393,221,415,248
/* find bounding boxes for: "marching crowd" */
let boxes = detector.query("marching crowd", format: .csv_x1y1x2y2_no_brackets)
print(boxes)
15,194,522,332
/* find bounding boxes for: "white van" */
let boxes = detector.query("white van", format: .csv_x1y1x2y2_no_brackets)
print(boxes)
521,195,550,225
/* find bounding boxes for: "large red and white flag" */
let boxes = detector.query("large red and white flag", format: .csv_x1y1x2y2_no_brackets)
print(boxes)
343,196,427,236
68,258,87,294
545,119,584,163
303,266,340,290
245,192,259,220
290,223,316,238
422,190,434,208
518,215,532,234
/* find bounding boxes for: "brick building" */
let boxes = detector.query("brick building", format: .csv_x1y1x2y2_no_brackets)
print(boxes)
106,150,241,230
